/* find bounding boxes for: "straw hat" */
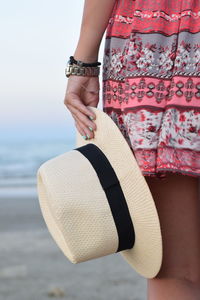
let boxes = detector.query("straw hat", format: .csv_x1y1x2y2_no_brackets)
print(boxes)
37,106,163,279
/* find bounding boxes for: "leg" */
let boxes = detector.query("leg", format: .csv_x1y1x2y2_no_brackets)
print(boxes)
144,173,200,300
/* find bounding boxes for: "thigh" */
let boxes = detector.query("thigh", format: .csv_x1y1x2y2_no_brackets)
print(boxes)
144,173,200,283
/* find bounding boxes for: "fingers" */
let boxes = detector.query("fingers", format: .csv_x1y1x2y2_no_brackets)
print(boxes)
64,76,99,139
74,119,86,137
71,108,96,140
64,91,96,120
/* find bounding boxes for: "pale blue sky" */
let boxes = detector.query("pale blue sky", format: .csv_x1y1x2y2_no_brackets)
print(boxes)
0,0,105,140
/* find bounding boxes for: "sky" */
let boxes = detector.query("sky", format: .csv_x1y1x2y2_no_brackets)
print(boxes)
0,0,105,141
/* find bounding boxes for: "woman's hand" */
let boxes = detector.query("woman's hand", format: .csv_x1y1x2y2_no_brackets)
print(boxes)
64,75,100,140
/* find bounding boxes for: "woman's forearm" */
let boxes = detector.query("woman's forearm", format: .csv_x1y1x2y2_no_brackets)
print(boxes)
73,0,117,63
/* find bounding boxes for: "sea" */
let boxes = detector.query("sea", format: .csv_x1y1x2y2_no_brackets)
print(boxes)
0,137,76,198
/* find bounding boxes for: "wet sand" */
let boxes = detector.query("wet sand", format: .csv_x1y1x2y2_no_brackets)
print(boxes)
0,194,146,300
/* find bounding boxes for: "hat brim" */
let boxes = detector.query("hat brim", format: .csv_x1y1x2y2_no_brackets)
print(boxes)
75,106,163,279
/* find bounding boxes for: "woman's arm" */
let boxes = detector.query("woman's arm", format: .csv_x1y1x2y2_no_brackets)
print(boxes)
73,0,117,63
64,0,117,140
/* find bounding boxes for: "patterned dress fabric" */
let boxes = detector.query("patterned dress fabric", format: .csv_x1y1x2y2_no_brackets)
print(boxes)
102,0,200,180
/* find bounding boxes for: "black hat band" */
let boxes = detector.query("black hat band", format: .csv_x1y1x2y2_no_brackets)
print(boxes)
74,143,135,252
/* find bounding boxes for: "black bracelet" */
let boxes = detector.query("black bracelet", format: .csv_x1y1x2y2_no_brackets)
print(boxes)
69,56,101,67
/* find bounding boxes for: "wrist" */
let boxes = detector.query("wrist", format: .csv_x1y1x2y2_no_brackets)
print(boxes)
73,52,99,64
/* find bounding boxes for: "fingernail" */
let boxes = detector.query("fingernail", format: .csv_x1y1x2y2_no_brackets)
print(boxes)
82,135,87,140
86,134,90,139
89,115,94,120
89,126,93,132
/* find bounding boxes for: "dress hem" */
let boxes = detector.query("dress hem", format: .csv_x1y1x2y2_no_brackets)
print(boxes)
142,169,200,180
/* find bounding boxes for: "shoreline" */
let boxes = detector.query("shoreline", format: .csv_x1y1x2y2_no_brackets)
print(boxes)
0,193,145,300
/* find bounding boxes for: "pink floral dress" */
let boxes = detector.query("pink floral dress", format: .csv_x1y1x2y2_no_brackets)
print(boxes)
102,0,200,180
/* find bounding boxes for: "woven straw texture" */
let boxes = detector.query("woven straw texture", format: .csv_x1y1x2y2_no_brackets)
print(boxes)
75,106,163,278
37,150,119,262
37,106,163,279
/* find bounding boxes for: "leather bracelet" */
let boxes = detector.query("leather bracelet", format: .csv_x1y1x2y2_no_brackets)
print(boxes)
69,56,101,67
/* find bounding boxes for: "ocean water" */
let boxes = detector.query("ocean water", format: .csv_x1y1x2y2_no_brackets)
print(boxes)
0,138,76,198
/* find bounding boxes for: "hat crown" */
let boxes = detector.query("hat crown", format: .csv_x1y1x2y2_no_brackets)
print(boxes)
37,149,119,262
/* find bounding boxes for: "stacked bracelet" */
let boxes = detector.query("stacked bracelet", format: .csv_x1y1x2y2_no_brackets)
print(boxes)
65,55,101,78
69,56,101,67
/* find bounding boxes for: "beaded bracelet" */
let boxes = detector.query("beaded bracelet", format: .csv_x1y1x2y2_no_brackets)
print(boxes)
69,56,101,67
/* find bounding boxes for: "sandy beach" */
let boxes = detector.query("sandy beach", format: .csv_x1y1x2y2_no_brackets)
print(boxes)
0,192,146,300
